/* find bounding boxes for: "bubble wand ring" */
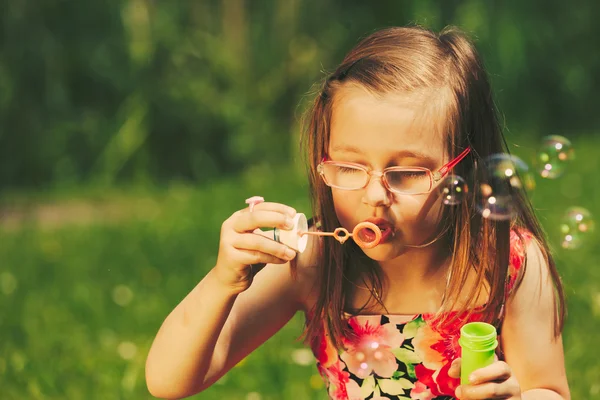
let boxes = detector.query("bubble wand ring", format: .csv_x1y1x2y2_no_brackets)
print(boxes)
300,221,382,249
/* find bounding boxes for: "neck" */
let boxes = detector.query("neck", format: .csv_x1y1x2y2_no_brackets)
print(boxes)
379,239,451,287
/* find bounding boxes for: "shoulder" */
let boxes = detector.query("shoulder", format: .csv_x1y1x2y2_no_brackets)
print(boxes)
506,230,554,308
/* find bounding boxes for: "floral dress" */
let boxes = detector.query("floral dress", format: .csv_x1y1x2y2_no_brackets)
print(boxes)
307,230,531,400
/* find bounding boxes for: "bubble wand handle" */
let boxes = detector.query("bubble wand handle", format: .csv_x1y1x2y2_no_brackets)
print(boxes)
299,222,382,249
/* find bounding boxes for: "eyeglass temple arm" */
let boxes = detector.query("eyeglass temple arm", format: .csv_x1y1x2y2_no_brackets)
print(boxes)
435,147,471,179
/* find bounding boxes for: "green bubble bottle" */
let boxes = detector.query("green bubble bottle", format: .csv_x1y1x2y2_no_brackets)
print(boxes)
458,322,498,385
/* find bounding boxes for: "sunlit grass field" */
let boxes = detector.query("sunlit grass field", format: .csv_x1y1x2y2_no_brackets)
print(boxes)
1,137,599,399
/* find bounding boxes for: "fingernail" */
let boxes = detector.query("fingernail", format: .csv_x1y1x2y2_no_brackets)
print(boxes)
287,208,297,217
455,386,462,398
469,373,477,383
285,248,296,259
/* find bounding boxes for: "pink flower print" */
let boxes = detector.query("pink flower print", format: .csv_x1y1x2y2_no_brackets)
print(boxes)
412,323,445,370
319,360,364,400
414,362,459,398
507,229,532,293
340,316,404,379
410,381,435,400
420,311,483,363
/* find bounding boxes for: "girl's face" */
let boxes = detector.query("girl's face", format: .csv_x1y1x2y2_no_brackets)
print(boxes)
328,85,449,262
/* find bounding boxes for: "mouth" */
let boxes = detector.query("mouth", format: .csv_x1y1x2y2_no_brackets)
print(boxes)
361,218,395,244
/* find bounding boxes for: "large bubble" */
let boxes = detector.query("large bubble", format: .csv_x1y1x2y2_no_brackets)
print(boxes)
476,154,535,221
537,135,574,179
560,207,594,249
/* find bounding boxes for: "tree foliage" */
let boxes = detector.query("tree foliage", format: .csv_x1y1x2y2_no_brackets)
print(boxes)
0,0,597,189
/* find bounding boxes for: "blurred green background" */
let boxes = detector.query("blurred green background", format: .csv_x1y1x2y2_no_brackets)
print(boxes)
1,1,599,399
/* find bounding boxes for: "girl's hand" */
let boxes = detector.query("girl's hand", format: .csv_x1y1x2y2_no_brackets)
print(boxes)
213,201,298,294
448,358,522,399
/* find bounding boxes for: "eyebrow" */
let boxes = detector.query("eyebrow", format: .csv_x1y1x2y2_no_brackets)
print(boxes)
330,144,435,162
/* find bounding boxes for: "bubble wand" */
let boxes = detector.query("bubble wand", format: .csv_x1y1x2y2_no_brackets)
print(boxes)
245,196,383,252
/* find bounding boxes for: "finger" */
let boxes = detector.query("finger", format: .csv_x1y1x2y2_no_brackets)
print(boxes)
233,209,296,233
448,358,461,379
234,232,297,262
242,201,296,217
235,248,293,267
253,228,278,239
248,262,266,275
469,361,512,385
459,378,520,399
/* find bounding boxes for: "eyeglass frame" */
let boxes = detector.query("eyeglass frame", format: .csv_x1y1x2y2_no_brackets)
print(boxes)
317,147,472,195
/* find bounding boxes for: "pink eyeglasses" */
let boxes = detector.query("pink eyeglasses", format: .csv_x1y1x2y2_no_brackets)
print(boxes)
317,147,471,195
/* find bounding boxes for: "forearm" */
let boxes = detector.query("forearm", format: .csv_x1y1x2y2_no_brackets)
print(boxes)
145,268,239,398
521,388,568,400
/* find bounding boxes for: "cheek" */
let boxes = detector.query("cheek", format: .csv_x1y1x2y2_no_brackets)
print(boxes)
396,192,444,225
331,190,361,226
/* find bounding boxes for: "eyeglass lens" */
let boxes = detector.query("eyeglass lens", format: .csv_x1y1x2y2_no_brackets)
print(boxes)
321,164,431,194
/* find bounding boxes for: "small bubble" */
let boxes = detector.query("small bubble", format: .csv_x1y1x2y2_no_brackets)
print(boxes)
560,207,595,249
112,285,134,306
537,135,574,179
117,341,137,360
439,175,469,205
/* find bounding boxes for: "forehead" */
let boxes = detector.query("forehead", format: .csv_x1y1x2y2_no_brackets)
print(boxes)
329,85,447,160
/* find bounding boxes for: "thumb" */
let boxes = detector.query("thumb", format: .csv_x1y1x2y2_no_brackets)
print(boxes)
448,357,461,379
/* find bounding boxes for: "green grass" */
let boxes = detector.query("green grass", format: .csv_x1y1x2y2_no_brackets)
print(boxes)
1,138,599,399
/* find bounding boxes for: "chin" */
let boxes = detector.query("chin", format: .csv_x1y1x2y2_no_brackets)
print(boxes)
359,242,406,262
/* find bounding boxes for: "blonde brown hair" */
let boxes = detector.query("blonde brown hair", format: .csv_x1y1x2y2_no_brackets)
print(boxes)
300,25,565,349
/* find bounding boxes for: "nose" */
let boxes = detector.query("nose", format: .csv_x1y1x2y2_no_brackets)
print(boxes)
362,172,392,207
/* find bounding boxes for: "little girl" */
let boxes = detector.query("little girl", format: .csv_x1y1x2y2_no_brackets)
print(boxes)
146,26,570,400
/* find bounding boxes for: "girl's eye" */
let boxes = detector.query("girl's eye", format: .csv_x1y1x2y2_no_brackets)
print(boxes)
402,171,426,179
338,166,361,174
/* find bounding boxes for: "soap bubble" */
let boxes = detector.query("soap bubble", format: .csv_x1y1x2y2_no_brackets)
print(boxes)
439,175,468,205
537,135,574,179
476,154,535,221
560,207,594,249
